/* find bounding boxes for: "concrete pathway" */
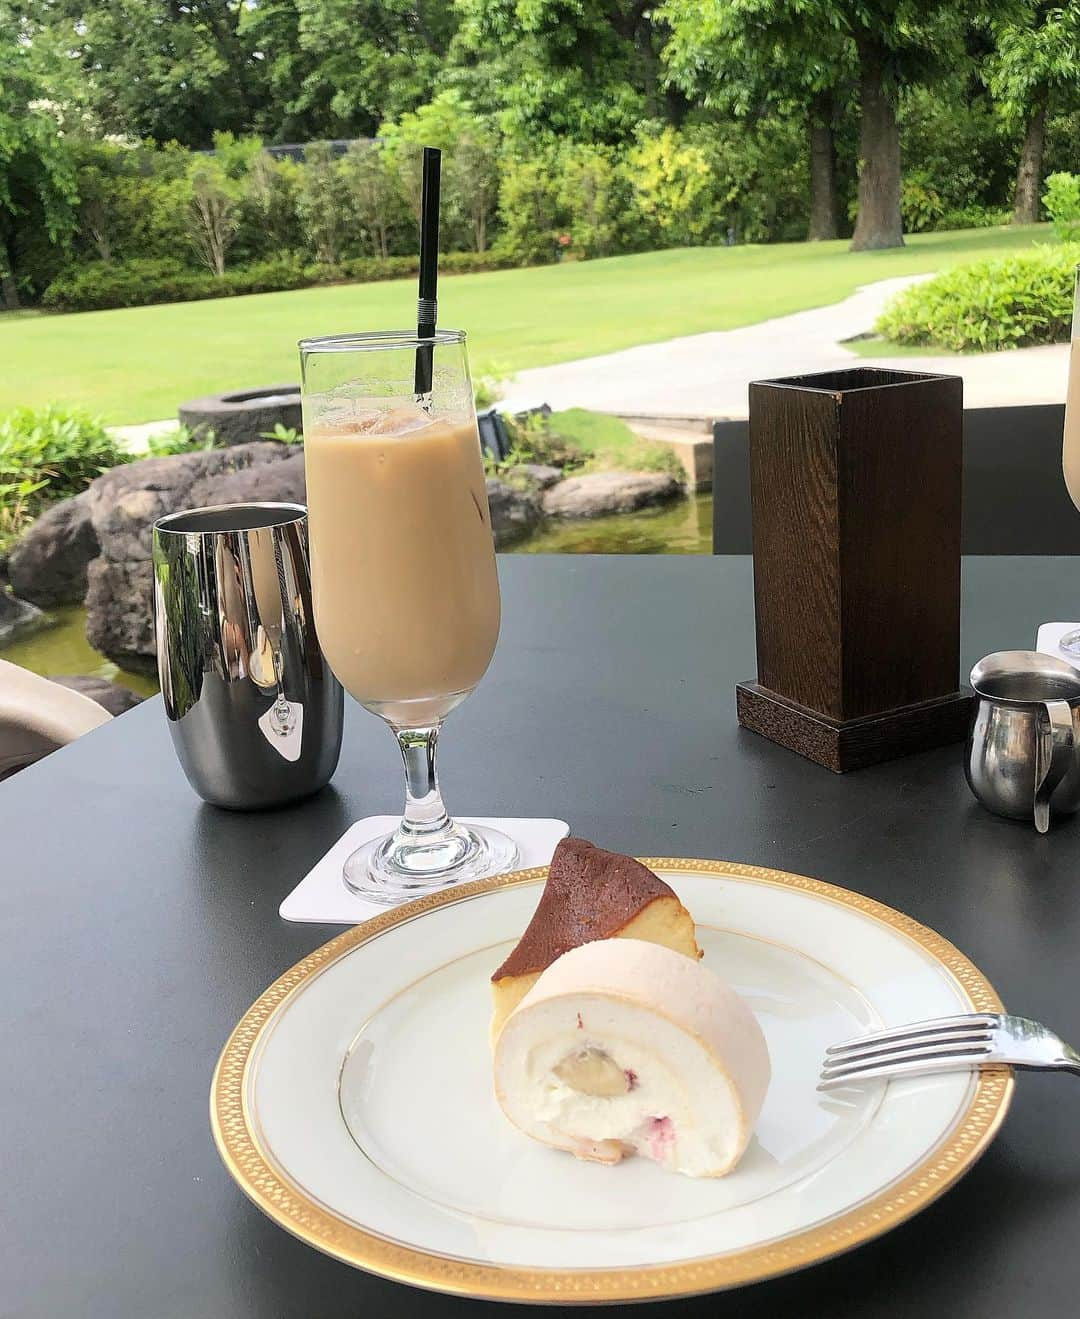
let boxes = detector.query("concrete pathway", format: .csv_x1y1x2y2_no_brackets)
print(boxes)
109,418,178,452
497,275,1071,420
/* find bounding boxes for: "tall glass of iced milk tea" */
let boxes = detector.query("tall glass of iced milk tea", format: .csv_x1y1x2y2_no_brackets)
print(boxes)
299,330,518,901
1061,268,1080,658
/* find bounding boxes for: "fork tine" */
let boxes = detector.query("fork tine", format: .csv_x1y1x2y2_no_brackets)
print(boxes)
817,1052,1002,1091
820,1027,993,1070
820,1039,994,1084
825,1014,998,1056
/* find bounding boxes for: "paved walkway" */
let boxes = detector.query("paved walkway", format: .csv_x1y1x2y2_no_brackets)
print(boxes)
497,275,1071,420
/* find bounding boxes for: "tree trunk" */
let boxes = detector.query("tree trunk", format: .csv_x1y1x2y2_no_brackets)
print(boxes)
1012,96,1047,225
807,93,840,241
851,41,903,251
0,241,19,309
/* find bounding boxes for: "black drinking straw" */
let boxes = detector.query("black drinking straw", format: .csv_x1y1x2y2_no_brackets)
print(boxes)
414,146,442,397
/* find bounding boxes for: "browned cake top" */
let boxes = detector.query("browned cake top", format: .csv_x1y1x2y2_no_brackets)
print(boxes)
491,837,676,981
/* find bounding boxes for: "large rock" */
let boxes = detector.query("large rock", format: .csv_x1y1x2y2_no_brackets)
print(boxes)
49,675,144,716
542,471,683,519
84,442,301,671
7,490,99,606
506,463,563,491
0,589,43,644
486,478,542,548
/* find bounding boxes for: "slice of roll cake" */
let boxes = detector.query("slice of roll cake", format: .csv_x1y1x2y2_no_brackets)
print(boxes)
494,939,770,1178
491,838,701,1041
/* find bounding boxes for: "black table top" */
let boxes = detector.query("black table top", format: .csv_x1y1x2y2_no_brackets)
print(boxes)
4,554,1080,1319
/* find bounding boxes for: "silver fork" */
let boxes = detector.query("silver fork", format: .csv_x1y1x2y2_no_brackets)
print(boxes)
818,1013,1080,1091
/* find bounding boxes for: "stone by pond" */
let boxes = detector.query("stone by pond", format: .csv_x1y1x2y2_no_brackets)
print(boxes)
3,494,713,687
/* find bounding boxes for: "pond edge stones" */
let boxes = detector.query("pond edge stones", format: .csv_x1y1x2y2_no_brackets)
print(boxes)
543,471,683,519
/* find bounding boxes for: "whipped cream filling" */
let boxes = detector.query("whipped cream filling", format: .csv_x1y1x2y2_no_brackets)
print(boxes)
494,940,770,1178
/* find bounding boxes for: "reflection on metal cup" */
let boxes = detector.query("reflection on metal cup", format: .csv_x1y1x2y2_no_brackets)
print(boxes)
965,650,1080,833
153,502,343,809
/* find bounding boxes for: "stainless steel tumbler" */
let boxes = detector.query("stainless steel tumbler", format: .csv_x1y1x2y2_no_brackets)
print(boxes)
153,502,343,809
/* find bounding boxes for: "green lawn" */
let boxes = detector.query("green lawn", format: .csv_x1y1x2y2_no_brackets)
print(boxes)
0,225,1052,424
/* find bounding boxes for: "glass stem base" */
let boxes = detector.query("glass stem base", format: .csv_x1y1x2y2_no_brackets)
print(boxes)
342,722,519,904
1060,629,1080,659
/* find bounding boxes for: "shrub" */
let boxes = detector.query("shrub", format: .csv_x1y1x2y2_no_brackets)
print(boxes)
624,126,720,248
494,147,564,265
41,248,533,314
42,259,216,310
0,405,127,551
876,246,1080,352
935,204,1011,231
1044,173,1080,243
143,425,221,457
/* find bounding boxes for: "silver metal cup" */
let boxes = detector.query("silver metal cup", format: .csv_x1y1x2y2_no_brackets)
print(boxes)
152,502,343,809
965,651,1080,833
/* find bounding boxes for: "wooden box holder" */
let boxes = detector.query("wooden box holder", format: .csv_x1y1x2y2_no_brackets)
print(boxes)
736,368,972,772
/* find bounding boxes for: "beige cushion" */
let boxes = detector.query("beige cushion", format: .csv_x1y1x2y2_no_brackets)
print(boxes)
0,659,111,780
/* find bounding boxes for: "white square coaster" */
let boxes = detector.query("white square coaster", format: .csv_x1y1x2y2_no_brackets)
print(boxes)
279,816,570,924
1036,622,1080,668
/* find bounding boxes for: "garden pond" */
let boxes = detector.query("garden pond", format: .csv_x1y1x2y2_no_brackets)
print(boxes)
3,494,714,692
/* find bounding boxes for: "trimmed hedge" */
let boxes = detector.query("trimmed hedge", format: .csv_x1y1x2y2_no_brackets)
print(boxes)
875,245,1080,352
41,250,522,313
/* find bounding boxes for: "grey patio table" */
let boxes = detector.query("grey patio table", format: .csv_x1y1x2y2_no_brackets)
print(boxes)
4,554,1080,1319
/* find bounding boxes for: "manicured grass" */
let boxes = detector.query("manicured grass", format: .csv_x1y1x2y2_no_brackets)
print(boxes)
0,225,1052,424
548,407,642,456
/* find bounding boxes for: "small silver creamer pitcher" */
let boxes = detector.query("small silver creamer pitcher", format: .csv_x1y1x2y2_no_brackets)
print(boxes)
965,651,1080,833
153,502,343,810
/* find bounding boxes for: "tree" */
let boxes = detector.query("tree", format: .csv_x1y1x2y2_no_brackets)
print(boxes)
0,5,78,306
247,0,457,141
295,141,348,264
23,0,268,148
186,153,241,276
379,90,499,252
447,124,500,253
985,4,1080,225
661,0,854,241
451,0,683,145
340,141,400,258
662,1,980,251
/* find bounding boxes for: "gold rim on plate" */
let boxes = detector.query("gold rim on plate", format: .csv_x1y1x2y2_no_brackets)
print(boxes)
210,858,1013,1304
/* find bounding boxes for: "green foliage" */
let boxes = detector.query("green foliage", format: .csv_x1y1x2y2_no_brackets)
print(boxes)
555,144,626,258
143,425,220,456
260,423,302,444
625,126,718,247
340,141,402,259
39,249,517,312
295,142,348,264
494,147,563,264
487,412,588,477
876,245,1080,351
985,4,1080,131
0,403,124,548
452,0,664,144
185,147,243,276
0,6,80,305
1043,173,1080,242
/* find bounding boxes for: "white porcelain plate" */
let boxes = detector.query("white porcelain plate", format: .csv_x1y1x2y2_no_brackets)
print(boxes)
212,859,1012,1304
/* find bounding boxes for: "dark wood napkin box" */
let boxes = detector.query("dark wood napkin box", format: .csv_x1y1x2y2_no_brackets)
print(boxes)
736,367,972,772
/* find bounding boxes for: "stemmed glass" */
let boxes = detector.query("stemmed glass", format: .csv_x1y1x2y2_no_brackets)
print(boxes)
299,329,518,903
1061,267,1080,658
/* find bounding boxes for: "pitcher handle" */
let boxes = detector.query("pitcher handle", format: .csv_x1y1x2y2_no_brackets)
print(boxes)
1034,699,1075,834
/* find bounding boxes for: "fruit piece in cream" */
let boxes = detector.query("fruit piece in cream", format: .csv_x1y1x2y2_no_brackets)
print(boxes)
494,939,770,1178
